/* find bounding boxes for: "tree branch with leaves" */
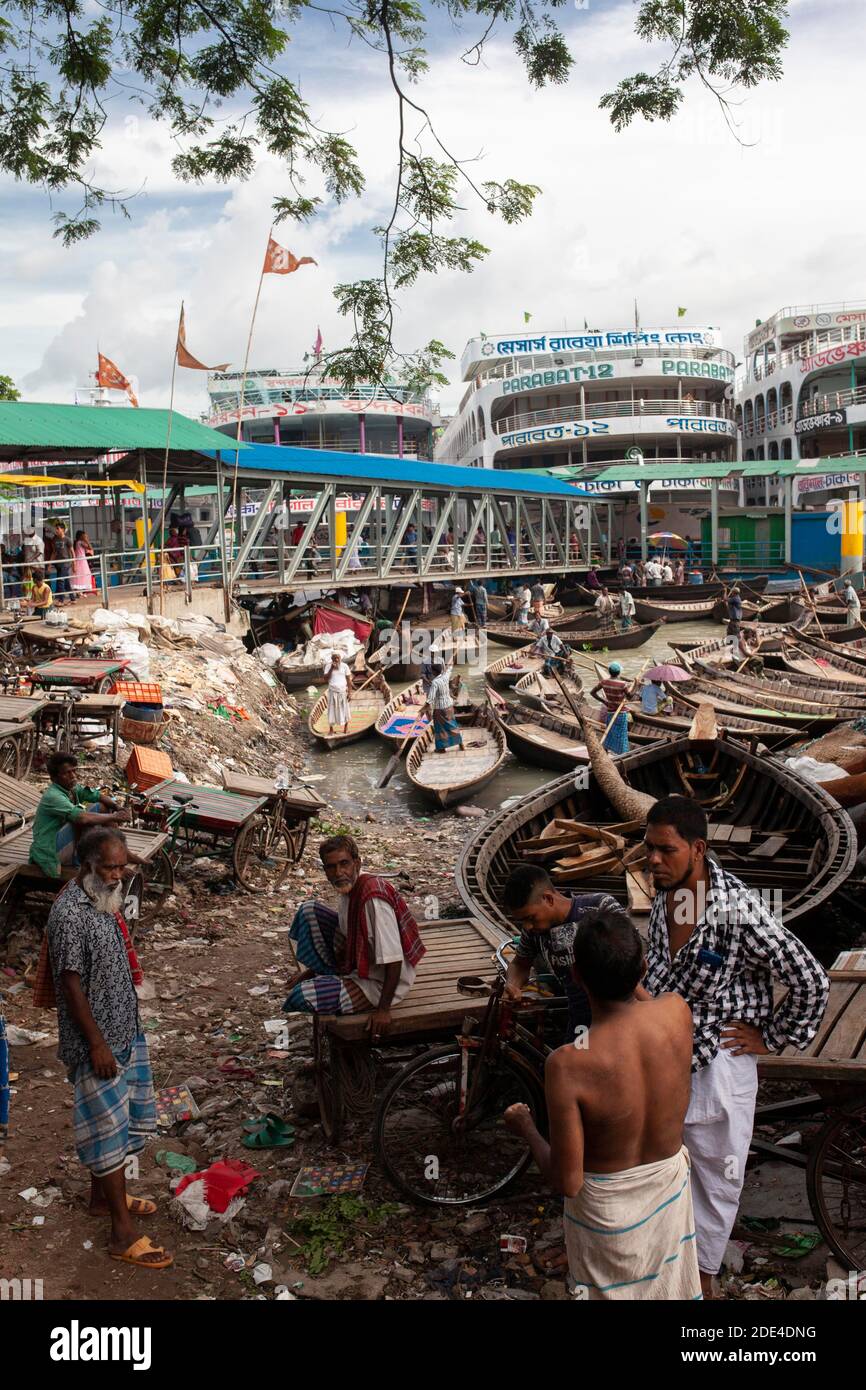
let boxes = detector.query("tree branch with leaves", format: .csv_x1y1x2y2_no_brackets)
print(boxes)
0,0,788,393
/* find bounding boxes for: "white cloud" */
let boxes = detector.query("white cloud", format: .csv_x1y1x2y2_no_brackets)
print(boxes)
2,0,864,417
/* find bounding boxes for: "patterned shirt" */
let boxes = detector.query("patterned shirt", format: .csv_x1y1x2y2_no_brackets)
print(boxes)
427,669,455,711
47,882,140,1070
515,892,622,1026
645,860,829,1071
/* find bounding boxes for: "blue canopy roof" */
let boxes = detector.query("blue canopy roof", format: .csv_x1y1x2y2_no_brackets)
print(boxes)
225,443,592,498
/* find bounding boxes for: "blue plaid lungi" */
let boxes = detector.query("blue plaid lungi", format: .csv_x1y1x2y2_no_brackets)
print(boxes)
71,1032,156,1177
604,709,630,754
284,900,368,1015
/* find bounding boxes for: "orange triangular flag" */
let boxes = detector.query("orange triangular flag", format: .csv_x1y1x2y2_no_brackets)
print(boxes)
263,237,317,275
96,352,139,407
176,306,229,371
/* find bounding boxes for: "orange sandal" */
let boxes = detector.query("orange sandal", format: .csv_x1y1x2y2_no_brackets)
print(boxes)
110,1237,173,1269
126,1196,157,1216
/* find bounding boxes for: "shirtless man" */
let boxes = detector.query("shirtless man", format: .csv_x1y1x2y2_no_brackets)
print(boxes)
504,906,700,1300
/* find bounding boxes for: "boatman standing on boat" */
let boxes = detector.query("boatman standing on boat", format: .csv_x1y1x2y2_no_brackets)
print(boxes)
594,586,615,626
639,795,829,1300
323,649,351,736
619,587,636,631
503,906,701,1300
843,579,861,627
284,835,425,1039
589,662,631,753
423,659,465,754
529,618,571,676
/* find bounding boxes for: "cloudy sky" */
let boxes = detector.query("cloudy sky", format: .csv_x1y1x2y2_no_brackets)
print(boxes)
2,0,863,416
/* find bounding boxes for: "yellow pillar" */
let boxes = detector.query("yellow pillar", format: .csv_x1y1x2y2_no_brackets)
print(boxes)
840,497,865,574
134,516,158,569
335,509,347,555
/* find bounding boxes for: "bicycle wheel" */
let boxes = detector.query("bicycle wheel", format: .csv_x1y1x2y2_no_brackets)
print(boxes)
375,1043,542,1206
232,815,294,893
805,1100,866,1269
142,848,175,906
0,734,19,777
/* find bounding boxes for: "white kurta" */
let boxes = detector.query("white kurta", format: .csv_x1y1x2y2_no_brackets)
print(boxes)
325,661,350,725
335,895,417,1006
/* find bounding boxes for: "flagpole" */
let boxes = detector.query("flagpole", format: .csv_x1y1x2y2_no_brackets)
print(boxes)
159,303,182,616
230,231,269,582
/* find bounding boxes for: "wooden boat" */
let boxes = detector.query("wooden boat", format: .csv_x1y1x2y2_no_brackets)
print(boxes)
674,680,848,728
668,616,810,663
373,584,453,618
484,645,546,688
488,692,593,772
486,594,564,622
484,611,581,647
513,668,583,711
406,705,507,808
553,619,664,651
275,658,325,692
308,676,392,749
633,595,718,624
709,597,806,626
513,669,795,749
375,680,429,743
561,576,769,605
777,644,866,685
688,660,866,711
374,678,469,743
797,627,866,661
456,736,856,933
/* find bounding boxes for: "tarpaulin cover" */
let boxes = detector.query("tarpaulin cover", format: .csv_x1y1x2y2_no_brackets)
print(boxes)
313,606,373,643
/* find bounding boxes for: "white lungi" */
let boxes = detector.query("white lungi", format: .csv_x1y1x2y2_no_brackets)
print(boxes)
327,687,350,726
684,1047,758,1274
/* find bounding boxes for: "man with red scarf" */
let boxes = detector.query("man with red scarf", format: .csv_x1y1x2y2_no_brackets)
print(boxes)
284,835,425,1040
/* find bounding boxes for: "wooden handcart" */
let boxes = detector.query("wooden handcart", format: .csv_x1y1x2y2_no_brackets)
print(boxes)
28,656,130,695
220,769,325,881
132,777,295,895
754,969,866,1269
309,916,507,1143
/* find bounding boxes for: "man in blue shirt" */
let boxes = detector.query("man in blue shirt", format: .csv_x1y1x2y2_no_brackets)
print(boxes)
501,865,622,1043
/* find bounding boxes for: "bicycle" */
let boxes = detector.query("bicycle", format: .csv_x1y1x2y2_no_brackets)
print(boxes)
230,785,303,894
374,945,566,1206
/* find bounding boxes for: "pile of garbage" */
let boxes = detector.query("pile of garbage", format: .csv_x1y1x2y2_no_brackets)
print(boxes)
268,627,365,678
73,607,305,786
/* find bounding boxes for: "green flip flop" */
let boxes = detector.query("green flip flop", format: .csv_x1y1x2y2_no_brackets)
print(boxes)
242,1126,296,1150
242,1112,295,1136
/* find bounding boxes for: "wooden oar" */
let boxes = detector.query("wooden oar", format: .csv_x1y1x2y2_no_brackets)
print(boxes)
798,569,826,638
378,727,417,788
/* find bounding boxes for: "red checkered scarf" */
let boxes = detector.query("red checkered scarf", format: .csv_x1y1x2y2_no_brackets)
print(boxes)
344,874,425,980
33,882,143,1009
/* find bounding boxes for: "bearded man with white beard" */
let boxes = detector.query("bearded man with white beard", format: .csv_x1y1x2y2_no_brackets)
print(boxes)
47,827,173,1271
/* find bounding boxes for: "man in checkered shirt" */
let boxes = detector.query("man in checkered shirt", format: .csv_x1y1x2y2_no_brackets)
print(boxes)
640,795,829,1299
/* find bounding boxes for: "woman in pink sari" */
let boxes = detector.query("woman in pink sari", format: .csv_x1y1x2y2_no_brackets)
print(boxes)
72,530,96,593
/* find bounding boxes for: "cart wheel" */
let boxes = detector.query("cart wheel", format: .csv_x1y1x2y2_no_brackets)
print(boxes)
96,676,115,694
806,1099,866,1269
122,872,145,940
15,727,36,778
0,736,19,777
232,815,294,893
142,849,175,909
285,818,309,864
314,1023,345,1145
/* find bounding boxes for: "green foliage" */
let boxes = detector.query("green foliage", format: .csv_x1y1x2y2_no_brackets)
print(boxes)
0,0,789,391
286,1195,399,1275
601,1,788,130
0,375,20,401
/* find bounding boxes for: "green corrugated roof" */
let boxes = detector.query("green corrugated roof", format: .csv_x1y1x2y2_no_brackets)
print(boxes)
592,462,738,482
0,403,247,459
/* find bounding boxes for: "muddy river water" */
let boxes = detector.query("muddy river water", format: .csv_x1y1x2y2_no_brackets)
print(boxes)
295,614,721,824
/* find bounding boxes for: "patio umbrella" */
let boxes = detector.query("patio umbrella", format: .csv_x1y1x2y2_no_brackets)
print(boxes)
643,663,691,683
647,531,687,546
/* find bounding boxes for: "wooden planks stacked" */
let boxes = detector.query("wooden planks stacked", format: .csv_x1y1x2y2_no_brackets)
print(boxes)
0,825,168,869
320,917,506,1041
220,768,325,816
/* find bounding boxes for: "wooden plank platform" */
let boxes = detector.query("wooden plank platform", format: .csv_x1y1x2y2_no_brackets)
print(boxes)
0,771,41,821
220,769,325,815
0,695,49,723
319,917,508,1041
759,970,866,1080
30,657,128,688
0,824,168,870
142,777,267,831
